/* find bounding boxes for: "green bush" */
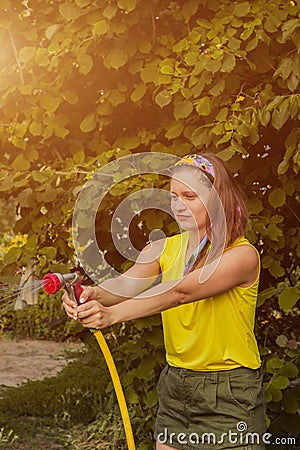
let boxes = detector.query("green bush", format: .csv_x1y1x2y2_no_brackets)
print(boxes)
1,293,77,341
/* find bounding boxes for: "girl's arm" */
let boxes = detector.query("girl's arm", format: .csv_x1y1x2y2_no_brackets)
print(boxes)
62,239,164,319
77,244,259,329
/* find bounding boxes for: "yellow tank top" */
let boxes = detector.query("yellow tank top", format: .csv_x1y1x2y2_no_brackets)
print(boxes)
160,233,261,371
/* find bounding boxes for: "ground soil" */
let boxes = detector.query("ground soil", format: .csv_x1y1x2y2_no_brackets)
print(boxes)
0,337,83,387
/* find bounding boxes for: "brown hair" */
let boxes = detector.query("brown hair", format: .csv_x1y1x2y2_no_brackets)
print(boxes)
202,152,248,245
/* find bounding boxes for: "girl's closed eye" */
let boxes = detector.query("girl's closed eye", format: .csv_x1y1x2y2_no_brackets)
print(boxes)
184,193,197,200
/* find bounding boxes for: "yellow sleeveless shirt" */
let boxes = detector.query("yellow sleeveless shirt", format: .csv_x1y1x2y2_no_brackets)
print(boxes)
160,233,261,371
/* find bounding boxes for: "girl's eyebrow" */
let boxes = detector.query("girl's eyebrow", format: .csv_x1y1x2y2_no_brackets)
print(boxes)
170,190,196,194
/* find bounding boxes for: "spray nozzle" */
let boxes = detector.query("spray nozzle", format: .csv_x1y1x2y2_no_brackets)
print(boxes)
42,272,83,302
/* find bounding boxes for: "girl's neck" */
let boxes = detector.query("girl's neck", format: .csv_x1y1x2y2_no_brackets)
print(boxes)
188,227,207,251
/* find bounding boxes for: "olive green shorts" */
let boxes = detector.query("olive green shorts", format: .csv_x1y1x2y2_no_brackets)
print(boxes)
154,365,266,450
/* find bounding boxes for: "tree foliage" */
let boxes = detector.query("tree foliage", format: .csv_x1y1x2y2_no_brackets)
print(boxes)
0,0,299,446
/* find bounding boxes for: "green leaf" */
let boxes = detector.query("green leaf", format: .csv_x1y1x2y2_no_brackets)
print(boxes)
59,2,81,20
75,0,91,6
287,73,299,92
39,95,60,113
183,0,199,20
248,197,263,215
267,223,283,241
53,124,69,138
160,65,174,75
277,159,290,175
279,362,299,378
165,122,184,139
221,53,236,72
127,388,139,404
271,375,290,390
35,48,50,67
140,64,159,83
272,98,290,129
63,90,78,105
268,188,286,208
173,38,189,53
130,83,147,102
266,357,284,373
276,57,293,81
155,90,172,108
145,387,158,408
203,57,222,73
209,78,225,96
104,48,128,70
195,96,211,116
4,247,22,264
29,120,42,136
269,259,285,278
264,388,272,403
80,113,97,132
259,109,271,126
233,2,251,17
240,26,253,41
174,100,193,120
184,52,199,66
191,126,209,147
216,107,228,122
217,148,234,161
18,47,36,63
37,185,57,203
45,25,60,40
268,384,283,402
13,154,30,171
237,124,250,137
77,53,93,75
103,4,117,18
32,170,48,183
228,37,241,51
117,0,136,13
137,357,156,379
109,89,126,106
92,20,109,36
278,287,299,311
40,246,57,260
73,151,85,164
276,335,288,347
245,36,258,52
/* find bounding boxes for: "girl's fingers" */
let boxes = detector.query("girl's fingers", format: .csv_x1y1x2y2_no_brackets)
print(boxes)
62,292,78,320
79,286,95,304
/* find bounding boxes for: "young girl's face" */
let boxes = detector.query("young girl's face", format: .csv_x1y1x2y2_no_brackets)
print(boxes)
170,168,211,233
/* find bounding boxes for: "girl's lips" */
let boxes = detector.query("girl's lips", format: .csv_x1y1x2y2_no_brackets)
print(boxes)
176,214,191,220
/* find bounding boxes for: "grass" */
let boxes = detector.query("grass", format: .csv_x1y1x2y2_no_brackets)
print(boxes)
0,415,123,450
0,345,128,450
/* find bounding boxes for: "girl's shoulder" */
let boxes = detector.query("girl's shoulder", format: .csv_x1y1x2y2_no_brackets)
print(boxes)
224,236,260,269
227,236,259,255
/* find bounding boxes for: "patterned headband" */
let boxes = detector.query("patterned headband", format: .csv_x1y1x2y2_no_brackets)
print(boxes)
175,154,215,180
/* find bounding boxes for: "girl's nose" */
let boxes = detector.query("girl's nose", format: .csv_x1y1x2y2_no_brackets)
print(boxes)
172,197,187,212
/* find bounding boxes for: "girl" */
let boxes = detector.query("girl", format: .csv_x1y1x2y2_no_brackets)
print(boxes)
63,153,266,450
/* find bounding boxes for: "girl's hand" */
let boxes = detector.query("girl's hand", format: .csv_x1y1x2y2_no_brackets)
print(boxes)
62,286,97,321
76,300,114,329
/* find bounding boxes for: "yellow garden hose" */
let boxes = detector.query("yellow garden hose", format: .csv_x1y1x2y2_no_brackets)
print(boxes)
42,274,135,448
93,330,136,450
